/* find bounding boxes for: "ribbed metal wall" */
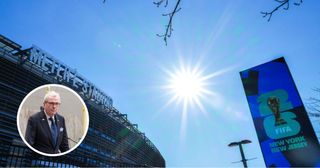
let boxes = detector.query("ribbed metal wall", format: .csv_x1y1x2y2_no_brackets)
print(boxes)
0,44,165,167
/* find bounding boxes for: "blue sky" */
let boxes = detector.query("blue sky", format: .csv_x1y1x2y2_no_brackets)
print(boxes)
1,0,320,166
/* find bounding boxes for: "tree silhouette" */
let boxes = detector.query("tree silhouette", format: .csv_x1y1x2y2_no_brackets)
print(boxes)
153,0,181,46
261,0,303,21
308,88,320,114
307,87,320,141
154,0,304,44
102,0,303,45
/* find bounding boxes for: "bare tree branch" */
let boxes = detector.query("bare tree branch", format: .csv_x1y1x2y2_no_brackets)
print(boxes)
153,0,169,8
308,85,320,117
154,0,181,45
261,0,303,21
294,0,303,5
312,88,320,92
310,97,320,103
309,111,320,117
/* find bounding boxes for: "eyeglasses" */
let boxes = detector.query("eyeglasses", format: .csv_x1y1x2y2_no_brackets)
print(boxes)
46,102,61,106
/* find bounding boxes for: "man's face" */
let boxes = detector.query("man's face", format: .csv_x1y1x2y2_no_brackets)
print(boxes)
43,96,61,117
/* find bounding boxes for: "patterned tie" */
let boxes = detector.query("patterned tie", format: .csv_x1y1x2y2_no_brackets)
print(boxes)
49,117,57,147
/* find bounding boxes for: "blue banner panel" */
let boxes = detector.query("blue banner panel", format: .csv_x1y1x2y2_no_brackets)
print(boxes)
240,57,320,167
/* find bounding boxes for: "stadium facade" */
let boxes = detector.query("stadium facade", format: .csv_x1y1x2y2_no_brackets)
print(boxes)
0,35,165,167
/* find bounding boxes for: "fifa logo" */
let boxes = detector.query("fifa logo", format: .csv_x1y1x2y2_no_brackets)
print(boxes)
257,90,301,139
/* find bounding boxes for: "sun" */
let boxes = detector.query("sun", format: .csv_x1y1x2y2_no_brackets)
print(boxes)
168,66,205,102
161,59,234,139
162,61,216,138
163,61,218,114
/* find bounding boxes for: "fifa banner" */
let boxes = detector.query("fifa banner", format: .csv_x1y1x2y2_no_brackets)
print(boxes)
240,57,320,167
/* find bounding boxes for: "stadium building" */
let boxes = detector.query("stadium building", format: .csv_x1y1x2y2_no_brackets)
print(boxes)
0,34,165,167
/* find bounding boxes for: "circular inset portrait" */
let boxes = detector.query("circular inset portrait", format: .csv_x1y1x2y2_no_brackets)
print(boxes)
17,84,89,157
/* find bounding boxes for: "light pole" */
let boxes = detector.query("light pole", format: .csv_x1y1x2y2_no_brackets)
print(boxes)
228,139,252,168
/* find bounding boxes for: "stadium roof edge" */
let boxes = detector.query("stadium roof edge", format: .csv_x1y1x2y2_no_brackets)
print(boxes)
0,34,162,156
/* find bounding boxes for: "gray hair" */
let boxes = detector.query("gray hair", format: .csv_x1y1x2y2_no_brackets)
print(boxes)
43,91,61,103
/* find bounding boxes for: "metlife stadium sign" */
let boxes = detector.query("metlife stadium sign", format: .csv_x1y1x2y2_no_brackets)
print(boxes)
240,57,320,167
29,45,113,109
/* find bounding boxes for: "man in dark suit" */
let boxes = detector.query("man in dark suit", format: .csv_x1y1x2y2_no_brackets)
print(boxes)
25,91,69,154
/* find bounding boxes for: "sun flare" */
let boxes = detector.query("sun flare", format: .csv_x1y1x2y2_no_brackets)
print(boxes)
169,68,204,101
162,61,217,138
161,60,234,138
163,61,218,115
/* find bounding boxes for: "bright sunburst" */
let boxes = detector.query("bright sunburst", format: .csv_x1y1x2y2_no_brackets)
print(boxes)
168,66,206,103
162,61,217,138
161,60,233,138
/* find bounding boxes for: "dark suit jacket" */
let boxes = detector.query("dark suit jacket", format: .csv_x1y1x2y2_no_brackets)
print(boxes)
25,110,69,154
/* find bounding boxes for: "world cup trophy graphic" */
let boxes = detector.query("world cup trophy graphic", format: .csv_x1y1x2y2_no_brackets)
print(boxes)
267,96,287,126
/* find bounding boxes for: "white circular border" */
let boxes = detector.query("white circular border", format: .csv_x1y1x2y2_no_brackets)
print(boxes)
17,84,89,157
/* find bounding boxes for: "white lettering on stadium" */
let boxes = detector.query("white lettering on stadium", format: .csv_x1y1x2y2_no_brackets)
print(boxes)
29,45,113,108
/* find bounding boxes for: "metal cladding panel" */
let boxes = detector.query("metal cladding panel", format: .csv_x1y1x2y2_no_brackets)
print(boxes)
0,37,165,167
240,57,320,167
